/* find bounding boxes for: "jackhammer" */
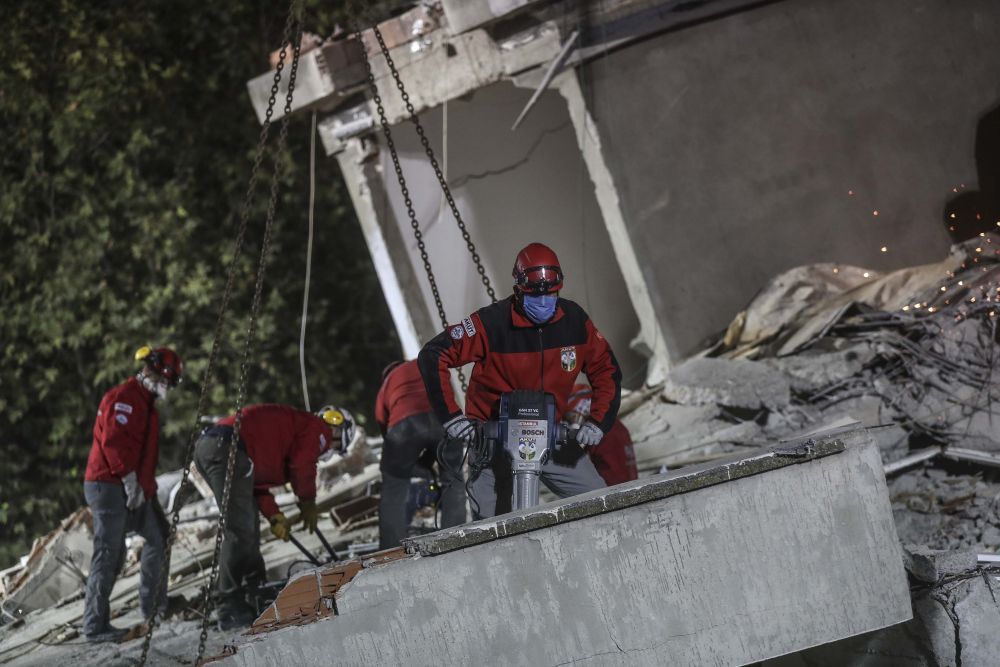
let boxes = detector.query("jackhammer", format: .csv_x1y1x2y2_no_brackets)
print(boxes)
482,390,574,511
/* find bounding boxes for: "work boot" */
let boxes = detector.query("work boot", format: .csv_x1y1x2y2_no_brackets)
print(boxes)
217,606,258,632
85,625,130,644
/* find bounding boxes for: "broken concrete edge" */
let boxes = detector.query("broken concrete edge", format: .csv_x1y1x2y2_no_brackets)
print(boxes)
237,547,412,634
401,423,858,557
195,547,417,665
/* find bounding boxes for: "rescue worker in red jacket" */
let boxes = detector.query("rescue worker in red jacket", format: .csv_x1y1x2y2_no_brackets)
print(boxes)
83,346,183,644
193,403,350,631
376,360,467,549
565,384,638,487
418,243,622,518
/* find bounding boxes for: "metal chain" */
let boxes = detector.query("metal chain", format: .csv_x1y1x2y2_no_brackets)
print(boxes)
350,13,469,390
196,10,303,664
134,6,299,667
367,22,497,305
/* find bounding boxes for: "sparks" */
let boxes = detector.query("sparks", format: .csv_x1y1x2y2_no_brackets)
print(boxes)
881,247,887,252
863,272,870,278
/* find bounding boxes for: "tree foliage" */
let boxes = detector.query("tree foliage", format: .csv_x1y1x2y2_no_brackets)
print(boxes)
0,0,400,568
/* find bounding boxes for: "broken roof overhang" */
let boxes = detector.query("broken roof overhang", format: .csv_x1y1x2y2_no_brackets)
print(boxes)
245,0,777,152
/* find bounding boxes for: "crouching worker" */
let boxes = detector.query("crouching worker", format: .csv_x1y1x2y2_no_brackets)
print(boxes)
566,384,637,487
83,346,183,644
193,403,350,631
376,360,467,549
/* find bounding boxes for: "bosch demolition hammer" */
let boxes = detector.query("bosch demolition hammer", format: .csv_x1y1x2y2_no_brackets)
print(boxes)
481,390,576,511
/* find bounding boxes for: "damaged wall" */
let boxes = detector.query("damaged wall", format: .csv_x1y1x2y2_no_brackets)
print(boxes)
582,0,1000,358
376,81,648,387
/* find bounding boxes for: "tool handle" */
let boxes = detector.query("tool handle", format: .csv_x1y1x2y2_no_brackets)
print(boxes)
288,534,321,566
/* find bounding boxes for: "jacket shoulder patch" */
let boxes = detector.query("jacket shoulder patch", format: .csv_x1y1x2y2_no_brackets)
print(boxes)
115,413,129,425
114,402,133,414
462,317,477,337
450,325,464,340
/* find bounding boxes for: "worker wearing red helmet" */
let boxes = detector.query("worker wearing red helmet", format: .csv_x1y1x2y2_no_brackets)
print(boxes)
193,403,347,631
565,383,638,487
418,243,621,517
83,346,183,644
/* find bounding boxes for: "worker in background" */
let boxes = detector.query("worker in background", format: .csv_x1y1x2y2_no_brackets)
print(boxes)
376,360,467,549
418,243,621,517
83,346,183,644
565,384,638,487
193,403,351,631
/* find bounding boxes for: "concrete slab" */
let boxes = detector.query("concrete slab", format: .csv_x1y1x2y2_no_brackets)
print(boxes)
210,423,910,667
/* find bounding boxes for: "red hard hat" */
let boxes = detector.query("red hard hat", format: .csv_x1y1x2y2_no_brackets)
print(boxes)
136,346,184,386
513,243,564,294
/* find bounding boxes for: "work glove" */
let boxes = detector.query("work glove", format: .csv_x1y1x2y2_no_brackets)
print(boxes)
298,500,318,534
269,513,291,542
443,415,478,441
122,471,145,511
576,422,604,447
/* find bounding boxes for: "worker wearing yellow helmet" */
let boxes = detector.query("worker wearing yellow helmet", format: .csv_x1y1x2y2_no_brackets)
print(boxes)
193,403,350,631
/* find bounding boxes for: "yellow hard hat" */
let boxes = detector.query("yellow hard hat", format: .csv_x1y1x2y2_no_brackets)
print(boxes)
320,408,344,426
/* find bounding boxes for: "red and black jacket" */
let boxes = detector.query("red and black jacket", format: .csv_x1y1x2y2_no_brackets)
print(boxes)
216,404,332,519
375,360,435,437
418,296,622,433
85,377,160,499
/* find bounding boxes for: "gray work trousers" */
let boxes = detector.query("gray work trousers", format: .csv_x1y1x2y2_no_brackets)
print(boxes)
193,427,266,617
83,481,168,635
470,444,607,519
379,412,467,549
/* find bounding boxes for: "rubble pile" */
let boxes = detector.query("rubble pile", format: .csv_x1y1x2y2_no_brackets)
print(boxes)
620,234,1000,666
625,235,1000,475
0,430,385,666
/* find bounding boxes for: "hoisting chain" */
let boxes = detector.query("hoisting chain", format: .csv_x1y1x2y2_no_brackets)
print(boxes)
135,4,302,666
350,9,468,390
195,9,303,664
367,21,497,305
351,26,447,332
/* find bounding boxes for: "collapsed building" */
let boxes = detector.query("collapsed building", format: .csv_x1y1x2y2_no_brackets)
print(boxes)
3,0,1000,665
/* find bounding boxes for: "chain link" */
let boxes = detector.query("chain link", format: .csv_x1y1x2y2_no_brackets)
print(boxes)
196,10,303,664
368,24,497,306
135,5,301,666
350,12,470,390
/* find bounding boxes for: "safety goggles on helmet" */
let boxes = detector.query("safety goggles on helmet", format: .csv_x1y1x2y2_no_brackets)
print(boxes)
135,346,183,387
513,265,564,295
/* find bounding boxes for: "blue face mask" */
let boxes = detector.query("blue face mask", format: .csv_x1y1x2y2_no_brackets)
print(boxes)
522,294,558,324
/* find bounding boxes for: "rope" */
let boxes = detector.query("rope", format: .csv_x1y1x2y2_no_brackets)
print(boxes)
299,110,317,411
135,4,302,666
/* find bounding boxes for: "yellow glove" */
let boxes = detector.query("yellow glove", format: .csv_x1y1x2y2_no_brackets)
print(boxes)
269,513,291,542
298,500,318,534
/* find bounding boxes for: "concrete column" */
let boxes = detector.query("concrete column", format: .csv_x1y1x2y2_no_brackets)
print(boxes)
556,72,673,381
335,138,436,359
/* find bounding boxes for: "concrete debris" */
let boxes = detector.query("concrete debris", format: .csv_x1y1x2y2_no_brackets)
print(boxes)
210,425,912,667
0,508,93,622
663,357,792,409
0,430,390,665
902,544,979,583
